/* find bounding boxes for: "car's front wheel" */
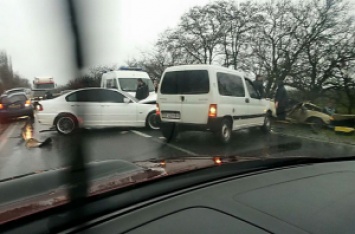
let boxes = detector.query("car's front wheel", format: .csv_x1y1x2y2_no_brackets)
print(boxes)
308,117,324,133
146,112,160,130
55,114,78,135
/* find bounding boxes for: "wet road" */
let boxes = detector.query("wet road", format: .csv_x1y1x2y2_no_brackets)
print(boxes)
1,118,355,180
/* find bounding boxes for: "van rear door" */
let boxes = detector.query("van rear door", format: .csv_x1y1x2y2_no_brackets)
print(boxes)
179,70,210,124
159,71,183,122
159,70,210,124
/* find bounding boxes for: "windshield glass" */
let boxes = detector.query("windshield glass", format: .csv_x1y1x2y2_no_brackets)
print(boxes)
33,83,55,89
1,0,355,227
161,70,209,94
119,78,155,92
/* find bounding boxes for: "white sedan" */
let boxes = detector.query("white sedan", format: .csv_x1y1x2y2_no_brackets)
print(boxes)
36,88,159,135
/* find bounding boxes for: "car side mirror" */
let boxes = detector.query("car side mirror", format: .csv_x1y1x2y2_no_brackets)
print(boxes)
123,98,130,104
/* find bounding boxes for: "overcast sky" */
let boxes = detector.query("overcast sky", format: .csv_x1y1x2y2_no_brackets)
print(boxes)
1,0,354,85
0,0,212,85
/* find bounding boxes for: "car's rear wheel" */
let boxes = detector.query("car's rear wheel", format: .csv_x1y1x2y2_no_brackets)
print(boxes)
146,112,160,130
216,118,232,144
161,123,178,141
55,114,78,135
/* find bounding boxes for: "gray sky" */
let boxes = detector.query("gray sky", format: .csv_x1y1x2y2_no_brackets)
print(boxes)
0,0,212,85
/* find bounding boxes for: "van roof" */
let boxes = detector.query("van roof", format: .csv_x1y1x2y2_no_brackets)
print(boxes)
164,64,245,75
102,70,150,79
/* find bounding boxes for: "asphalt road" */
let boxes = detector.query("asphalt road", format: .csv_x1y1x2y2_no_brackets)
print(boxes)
1,118,355,180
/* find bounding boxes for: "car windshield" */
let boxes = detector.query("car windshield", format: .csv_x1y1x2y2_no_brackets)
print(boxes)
1,0,355,227
1,94,27,104
33,83,55,89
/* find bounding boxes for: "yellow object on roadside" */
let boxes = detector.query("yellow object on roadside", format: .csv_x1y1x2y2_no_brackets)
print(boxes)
334,126,355,134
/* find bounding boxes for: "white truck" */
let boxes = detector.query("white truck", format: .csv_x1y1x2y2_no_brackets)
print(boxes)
32,77,56,100
100,67,155,98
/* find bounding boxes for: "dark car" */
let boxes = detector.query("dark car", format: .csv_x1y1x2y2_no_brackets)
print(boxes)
0,92,34,122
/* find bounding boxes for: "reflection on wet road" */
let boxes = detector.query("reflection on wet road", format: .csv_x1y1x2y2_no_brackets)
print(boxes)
0,119,355,180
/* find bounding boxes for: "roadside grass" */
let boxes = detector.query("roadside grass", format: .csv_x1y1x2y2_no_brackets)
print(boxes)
272,122,355,145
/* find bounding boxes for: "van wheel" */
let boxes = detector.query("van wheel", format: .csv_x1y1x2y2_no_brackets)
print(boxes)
261,115,272,133
146,112,160,130
216,119,232,144
55,114,78,135
161,123,178,141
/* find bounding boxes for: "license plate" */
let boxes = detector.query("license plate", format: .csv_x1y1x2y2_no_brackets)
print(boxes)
162,112,180,119
9,104,21,109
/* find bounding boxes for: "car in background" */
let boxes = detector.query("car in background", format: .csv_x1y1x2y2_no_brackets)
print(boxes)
4,87,32,96
0,92,34,122
286,102,333,131
101,66,155,98
36,88,159,135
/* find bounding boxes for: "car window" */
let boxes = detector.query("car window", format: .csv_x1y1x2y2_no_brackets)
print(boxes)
1,94,27,104
106,79,118,89
66,90,104,102
101,90,124,103
217,72,245,97
161,70,209,94
245,79,260,99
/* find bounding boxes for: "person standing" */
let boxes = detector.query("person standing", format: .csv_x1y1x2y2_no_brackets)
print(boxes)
135,78,149,100
154,79,159,93
274,81,288,120
253,75,264,98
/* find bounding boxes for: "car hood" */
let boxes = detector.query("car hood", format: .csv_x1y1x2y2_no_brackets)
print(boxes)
138,93,157,103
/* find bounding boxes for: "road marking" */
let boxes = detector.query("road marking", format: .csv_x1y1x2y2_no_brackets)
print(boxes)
0,124,17,152
161,141,198,156
130,130,152,138
130,130,198,156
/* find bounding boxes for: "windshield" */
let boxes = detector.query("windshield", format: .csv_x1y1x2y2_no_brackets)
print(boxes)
119,78,155,92
33,83,55,89
161,70,209,94
1,0,355,227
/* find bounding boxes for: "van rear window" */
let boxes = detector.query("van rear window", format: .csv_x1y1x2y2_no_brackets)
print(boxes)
161,70,209,94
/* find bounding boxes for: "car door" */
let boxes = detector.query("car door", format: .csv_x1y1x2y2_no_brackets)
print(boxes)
65,89,104,126
101,90,137,126
216,72,249,129
244,79,265,126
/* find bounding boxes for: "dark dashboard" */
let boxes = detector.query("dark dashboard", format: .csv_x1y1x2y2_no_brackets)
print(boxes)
4,158,355,234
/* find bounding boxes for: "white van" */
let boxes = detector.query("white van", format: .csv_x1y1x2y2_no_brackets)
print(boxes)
101,68,155,98
157,65,272,143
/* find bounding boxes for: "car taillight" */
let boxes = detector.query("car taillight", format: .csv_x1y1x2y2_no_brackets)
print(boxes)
156,103,160,116
37,104,43,111
0,104,3,110
25,100,31,107
208,104,217,117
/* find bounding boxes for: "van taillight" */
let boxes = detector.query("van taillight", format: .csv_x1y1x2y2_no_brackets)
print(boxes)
208,104,217,117
156,104,160,116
